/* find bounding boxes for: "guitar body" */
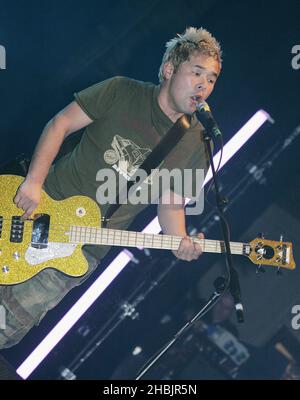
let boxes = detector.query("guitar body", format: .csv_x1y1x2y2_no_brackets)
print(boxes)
0,175,101,285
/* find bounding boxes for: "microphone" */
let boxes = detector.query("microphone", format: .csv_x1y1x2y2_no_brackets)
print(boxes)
195,101,222,138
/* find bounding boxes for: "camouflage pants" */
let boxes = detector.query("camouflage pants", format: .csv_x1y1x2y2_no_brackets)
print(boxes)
0,251,99,349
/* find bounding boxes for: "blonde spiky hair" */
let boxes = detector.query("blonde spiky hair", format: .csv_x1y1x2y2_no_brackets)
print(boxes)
158,27,222,83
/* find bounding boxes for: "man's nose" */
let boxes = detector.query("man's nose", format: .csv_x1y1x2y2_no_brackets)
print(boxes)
196,79,208,93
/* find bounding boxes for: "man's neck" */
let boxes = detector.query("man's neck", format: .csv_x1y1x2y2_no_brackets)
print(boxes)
157,84,184,123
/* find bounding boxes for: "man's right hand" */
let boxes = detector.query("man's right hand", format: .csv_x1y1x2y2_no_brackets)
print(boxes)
14,179,42,220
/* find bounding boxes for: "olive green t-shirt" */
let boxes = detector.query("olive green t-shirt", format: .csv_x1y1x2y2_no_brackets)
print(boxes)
44,76,208,261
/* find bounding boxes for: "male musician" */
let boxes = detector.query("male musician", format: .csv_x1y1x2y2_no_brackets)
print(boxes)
0,27,222,348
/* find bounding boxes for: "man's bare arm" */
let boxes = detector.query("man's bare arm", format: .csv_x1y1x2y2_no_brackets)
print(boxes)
14,101,93,218
157,189,204,261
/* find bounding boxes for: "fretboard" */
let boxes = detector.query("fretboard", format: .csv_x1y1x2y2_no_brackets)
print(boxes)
67,226,245,255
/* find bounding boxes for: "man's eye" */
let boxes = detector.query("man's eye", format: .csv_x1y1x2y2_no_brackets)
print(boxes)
194,72,200,76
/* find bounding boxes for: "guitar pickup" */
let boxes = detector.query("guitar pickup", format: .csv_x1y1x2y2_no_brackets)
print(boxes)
31,214,50,249
10,216,24,243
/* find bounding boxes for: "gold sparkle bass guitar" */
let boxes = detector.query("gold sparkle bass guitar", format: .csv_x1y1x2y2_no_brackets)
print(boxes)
0,174,296,285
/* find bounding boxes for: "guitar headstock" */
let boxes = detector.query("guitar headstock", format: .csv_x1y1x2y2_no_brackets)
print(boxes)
246,237,295,271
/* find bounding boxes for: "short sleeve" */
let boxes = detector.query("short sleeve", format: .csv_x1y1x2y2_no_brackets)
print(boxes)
74,76,127,120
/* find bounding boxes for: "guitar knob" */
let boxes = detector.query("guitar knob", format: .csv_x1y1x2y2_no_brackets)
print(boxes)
258,232,266,239
256,265,265,274
2,266,9,274
76,207,86,217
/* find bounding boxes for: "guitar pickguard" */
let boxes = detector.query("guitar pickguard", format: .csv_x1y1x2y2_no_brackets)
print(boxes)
25,242,77,265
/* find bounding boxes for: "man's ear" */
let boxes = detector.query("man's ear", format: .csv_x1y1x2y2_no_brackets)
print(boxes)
163,61,174,80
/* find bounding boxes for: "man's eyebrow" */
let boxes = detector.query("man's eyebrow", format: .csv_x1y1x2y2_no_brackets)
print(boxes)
194,64,219,79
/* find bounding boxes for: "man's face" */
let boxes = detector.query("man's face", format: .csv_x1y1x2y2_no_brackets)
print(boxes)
164,52,221,117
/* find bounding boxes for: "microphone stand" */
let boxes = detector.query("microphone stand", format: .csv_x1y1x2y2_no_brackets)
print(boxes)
202,128,245,323
135,115,245,380
135,276,227,380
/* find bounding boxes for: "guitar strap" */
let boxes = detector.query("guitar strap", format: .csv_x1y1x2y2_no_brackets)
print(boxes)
102,114,192,227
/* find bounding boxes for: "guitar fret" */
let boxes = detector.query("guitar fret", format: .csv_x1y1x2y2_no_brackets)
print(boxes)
125,231,129,245
128,232,136,246
114,231,122,245
162,235,170,250
109,229,116,245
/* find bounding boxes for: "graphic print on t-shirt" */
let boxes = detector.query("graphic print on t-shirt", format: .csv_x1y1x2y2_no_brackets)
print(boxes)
104,134,153,182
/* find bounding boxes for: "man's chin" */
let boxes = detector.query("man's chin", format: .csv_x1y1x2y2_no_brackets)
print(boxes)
186,108,195,116
189,103,198,115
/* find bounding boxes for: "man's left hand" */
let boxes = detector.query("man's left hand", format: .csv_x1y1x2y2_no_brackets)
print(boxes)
173,232,204,261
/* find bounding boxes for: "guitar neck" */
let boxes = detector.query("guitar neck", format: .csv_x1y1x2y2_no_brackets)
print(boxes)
68,226,246,255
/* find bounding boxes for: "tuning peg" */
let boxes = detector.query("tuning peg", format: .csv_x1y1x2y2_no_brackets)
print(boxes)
258,232,266,239
280,234,283,242
256,265,265,274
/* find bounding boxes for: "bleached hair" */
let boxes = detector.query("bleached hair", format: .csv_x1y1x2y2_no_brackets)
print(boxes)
158,27,222,83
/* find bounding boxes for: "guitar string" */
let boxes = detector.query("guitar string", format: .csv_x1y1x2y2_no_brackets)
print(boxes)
0,230,247,251
0,218,246,245
1,219,246,242
30,233,245,253
28,240,245,254
0,217,278,245
0,217,260,242
3,231,246,251
0,219,285,254
2,219,247,252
